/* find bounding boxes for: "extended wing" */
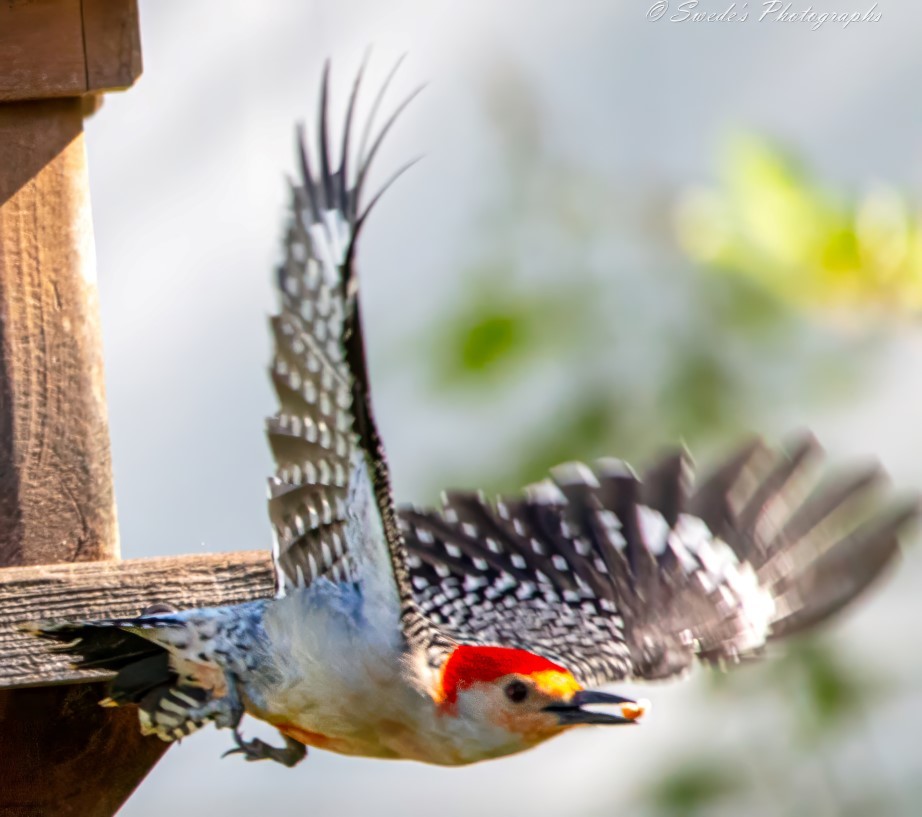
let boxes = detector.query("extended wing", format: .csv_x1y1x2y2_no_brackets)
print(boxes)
266,60,422,633
399,437,916,686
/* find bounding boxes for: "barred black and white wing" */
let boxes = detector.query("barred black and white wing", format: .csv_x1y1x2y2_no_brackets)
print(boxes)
399,437,916,686
267,61,421,622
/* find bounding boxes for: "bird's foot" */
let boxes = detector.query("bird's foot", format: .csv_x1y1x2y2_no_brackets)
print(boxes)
223,729,307,767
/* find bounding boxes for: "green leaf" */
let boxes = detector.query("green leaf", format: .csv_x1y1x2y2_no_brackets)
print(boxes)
459,311,525,373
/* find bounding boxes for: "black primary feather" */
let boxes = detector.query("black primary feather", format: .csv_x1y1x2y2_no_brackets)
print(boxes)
26,619,209,739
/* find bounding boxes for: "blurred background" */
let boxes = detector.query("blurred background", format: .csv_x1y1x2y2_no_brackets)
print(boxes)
86,2,922,815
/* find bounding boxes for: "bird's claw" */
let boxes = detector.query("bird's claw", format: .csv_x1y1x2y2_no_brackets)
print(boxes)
223,729,307,767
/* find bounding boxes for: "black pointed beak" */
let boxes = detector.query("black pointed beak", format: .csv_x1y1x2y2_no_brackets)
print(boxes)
543,690,649,726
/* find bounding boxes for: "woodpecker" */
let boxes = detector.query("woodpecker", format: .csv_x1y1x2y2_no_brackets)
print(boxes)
29,60,916,770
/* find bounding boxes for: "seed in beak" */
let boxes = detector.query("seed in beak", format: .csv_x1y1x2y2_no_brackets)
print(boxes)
619,699,650,721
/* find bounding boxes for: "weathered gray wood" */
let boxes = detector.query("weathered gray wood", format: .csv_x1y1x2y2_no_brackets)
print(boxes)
0,551,275,689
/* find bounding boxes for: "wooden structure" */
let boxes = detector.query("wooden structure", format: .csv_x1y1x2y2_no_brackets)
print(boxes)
0,3,272,814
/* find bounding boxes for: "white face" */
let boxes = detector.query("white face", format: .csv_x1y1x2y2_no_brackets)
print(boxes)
432,671,647,765
420,646,646,765
448,671,582,760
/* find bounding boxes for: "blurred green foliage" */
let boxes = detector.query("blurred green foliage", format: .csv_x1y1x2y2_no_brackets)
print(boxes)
644,762,744,816
636,641,898,817
428,262,593,389
675,133,922,318
415,61,869,496
407,58,912,817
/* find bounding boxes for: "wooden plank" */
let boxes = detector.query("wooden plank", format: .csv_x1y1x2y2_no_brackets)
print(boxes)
0,548,274,813
0,98,118,566
81,0,143,92
0,551,275,689
0,0,86,102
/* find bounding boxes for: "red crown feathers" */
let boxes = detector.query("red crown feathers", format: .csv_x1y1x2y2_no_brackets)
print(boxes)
437,645,571,706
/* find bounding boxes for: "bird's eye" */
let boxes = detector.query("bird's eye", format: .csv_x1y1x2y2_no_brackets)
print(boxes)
505,680,529,704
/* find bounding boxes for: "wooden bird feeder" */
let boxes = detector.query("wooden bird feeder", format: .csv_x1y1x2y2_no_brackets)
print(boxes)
0,3,274,814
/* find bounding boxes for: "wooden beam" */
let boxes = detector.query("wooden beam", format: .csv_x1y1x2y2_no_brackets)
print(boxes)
0,0,86,101
0,551,275,689
0,4,155,814
0,0,143,102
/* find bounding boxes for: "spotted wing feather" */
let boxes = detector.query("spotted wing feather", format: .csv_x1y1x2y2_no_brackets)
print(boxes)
399,436,916,686
267,61,420,617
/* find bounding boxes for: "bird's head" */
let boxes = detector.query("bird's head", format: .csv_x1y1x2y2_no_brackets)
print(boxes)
433,645,646,758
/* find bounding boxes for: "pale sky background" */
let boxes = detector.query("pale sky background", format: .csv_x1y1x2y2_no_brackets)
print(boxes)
79,2,922,815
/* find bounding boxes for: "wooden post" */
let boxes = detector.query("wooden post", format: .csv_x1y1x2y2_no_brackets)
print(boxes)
0,3,158,815
0,97,117,567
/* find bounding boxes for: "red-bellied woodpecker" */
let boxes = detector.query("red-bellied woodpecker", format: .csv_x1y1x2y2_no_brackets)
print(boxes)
29,59,917,770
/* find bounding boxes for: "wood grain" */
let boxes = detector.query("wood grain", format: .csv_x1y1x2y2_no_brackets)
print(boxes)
0,551,275,689
0,9,155,811
0,98,118,566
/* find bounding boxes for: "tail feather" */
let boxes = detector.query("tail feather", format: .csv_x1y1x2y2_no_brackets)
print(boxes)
29,621,164,671
107,653,172,702
28,617,216,742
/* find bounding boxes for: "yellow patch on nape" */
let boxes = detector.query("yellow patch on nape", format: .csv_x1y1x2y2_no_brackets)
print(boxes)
529,669,582,700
